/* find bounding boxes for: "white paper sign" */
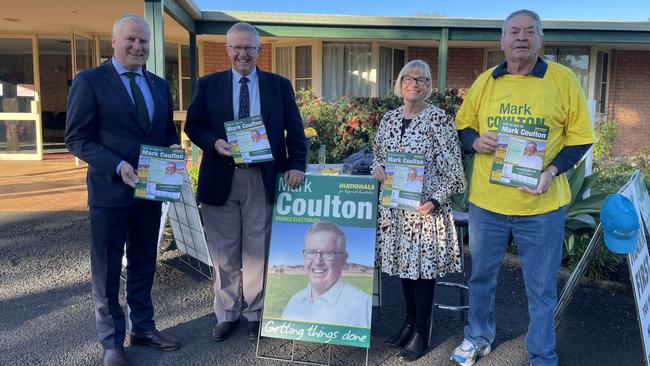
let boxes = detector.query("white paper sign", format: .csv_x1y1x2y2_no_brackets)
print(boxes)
16,84,35,97
621,173,650,366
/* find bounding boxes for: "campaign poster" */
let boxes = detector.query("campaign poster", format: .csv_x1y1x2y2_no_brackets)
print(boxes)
261,174,378,348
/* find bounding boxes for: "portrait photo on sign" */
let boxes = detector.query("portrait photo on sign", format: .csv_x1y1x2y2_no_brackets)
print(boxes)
263,221,374,329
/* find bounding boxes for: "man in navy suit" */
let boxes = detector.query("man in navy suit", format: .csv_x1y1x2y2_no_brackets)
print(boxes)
184,22,306,342
65,14,180,366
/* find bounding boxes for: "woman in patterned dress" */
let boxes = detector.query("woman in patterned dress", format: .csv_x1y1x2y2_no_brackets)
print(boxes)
372,59,466,361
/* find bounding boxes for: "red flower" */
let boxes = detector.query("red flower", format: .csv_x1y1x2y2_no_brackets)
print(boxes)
348,118,361,128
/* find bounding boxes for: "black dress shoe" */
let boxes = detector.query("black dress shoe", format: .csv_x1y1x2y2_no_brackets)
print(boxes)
247,321,260,339
103,347,129,366
129,329,180,351
212,319,239,341
399,331,427,362
385,322,414,347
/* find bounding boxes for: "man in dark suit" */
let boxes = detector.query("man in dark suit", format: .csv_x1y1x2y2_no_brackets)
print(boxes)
65,14,180,366
184,22,306,341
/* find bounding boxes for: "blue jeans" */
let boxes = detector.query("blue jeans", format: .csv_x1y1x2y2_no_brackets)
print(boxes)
464,203,566,366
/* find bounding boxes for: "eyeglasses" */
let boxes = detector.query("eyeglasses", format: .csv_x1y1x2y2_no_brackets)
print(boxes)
228,45,258,54
302,250,345,260
401,75,429,86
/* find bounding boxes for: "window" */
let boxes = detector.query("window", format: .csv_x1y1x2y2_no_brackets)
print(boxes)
275,45,312,92
322,42,371,100
74,34,94,72
181,45,192,110
99,36,112,64
0,38,37,153
544,46,589,94
486,50,505,69
594,51,609,116
379,47,405,97
163,43,193,112
164,42,180,111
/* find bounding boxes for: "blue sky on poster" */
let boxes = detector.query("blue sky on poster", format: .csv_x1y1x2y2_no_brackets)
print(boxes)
267,222,375,267
195,0,650,21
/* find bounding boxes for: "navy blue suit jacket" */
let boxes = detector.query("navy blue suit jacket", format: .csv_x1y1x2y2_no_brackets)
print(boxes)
65,62,179,207
184,69,307,205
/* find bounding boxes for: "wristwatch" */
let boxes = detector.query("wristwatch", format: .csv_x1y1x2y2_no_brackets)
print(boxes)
545,169,557,178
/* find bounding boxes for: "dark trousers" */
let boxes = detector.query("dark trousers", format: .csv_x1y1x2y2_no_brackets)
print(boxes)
89,200,161,349
402,278,437,333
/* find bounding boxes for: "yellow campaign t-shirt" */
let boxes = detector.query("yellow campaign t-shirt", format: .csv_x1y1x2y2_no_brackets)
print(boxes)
456,61,595,216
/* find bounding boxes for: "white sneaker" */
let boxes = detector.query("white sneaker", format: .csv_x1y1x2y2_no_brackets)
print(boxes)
450,339,492,366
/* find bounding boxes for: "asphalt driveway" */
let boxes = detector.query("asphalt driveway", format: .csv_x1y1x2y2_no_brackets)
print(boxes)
0,211,643,365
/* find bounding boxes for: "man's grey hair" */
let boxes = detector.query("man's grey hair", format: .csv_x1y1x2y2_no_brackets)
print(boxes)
502,9,544,37
227,22,260,47
305,221,347,252
393,59,433,99
112,14,150,37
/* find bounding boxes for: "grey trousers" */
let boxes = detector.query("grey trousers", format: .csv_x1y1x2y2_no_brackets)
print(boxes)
201,167,272,322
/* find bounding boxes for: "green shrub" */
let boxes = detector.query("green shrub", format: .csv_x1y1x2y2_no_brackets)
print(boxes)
567,120,650,281
591,119,650,194
565,232,623,282
296,88,464,163
592,120,617,161
331,95,401,161
296,90,340,164
188,165,199,194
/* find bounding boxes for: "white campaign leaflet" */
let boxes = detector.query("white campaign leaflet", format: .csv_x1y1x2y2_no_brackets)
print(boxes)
380,151,425,211
490,121,549,189
224,115,274,164
134,144,185,202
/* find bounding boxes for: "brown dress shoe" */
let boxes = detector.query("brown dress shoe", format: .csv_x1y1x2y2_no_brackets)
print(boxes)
129,329,180,351
103,347,129,366
212,320,239,341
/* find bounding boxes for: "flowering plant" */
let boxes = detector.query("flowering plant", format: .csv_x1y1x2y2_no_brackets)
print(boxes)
304,127,317,139
295,89,463,162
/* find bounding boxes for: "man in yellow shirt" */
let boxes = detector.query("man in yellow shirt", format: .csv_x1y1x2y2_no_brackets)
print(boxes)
450,9,594,366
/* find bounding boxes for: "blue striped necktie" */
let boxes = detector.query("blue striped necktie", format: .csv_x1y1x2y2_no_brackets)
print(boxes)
239,76,250,119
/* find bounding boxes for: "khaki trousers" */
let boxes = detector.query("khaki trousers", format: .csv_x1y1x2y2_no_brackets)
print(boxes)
201,167,272,322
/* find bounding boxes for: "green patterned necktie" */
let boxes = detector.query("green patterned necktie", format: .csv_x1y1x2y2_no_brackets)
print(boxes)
124,72,150,131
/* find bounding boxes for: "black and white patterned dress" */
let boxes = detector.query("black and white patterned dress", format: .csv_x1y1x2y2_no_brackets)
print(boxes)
372,104,466,280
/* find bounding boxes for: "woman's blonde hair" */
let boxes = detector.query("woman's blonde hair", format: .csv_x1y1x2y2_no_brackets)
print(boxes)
393,59,433,99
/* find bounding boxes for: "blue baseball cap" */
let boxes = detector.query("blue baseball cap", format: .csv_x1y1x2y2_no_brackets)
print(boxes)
601,194,640,254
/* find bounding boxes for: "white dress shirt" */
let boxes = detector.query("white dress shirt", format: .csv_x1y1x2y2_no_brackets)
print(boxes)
281,278,372,328
519,154,543,169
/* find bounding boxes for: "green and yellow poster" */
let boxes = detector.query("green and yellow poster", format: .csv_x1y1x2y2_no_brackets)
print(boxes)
261,174,378,348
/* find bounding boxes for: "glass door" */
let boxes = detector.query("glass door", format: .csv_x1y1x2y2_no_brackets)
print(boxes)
0,36,41,160
37,35,73,155
73,33,94,73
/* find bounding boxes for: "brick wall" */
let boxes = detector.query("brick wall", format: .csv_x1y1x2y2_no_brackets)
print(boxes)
407,47,483,94
607,50,650,156
407,47,438,86
39,54,71,115
203,42,271,75
447,48,483,93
